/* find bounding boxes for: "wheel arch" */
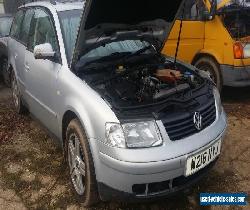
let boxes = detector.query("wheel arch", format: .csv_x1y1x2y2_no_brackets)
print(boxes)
191,52,221,66
61,107,93,148
62,110,78,148
8,55,17,77
8,64,15,80
0,54,7,70
0,55,10,86
0,54,7,61
0,43,7,58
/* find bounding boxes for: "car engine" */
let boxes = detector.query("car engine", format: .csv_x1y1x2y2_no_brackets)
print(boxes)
103,66,199,103
80,57,205,109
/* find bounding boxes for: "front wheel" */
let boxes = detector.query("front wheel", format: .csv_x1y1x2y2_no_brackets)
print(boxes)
195,57,222,92
65,119,99,207
11,72,28,114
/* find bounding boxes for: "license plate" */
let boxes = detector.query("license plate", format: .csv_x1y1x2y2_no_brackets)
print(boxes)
185,139,221,177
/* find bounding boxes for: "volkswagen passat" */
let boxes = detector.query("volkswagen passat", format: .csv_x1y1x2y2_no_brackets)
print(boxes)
8,0,227,206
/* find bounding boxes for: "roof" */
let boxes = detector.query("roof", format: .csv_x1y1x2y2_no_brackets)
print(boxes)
20,1,84,12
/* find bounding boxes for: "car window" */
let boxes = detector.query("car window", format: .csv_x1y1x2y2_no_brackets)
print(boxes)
28,8,59,54
0,17,13,37
179,0,208,20
20,9,34,45
10,10,25,40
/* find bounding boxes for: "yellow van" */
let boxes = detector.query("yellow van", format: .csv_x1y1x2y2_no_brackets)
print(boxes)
162,0,250,91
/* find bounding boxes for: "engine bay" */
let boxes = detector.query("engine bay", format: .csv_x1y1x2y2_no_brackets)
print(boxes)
100,65,202,105
78,54,207,110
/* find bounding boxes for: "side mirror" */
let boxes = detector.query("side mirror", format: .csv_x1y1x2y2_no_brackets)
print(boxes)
34,43,55,60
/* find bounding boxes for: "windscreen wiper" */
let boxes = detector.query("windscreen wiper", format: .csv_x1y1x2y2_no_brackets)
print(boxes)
121,45,156,63
77,45,156,74
88,52,132,66
87,45,155,67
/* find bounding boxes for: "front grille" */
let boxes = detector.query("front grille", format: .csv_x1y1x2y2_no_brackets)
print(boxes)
132,159,217,197
132,180,170,196
163,99,216,141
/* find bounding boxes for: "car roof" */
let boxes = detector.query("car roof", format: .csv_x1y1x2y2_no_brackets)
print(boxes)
20,1,84,12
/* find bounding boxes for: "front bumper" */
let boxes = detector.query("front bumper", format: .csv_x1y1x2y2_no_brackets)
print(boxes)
221,65,250,87
94,111,227,201
98,158,218,202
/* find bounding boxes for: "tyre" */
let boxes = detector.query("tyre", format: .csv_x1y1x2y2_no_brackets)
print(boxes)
65,119,99,207
11,72,28,114
2,58,10,87
194,57,222,92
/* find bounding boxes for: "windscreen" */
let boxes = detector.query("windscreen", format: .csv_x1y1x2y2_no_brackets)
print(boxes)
77,40,150,67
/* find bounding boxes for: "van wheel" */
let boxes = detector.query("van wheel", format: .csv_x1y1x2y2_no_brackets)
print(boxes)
65,119,99,207
11,72,28,114
194,57,222,92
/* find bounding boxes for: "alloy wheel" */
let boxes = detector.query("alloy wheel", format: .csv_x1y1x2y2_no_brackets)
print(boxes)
68,133,86,195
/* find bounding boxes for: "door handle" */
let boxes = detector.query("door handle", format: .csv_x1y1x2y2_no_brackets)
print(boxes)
14,53,18,59
25,64,30,71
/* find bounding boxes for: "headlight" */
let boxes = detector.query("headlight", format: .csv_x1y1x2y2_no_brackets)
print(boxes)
105,121,163,149
213,87,222,115
122,121,162,148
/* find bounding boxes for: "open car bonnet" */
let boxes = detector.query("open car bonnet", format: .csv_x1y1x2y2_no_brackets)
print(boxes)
71,0,183,68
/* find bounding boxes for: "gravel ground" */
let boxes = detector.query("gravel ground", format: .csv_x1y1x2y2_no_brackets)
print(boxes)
0,81,249,210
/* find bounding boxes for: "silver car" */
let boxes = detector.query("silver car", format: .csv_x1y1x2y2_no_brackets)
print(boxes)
8,0,227,206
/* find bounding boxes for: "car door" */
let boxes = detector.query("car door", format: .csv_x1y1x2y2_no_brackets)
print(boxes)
162,0,206,63
9,10,26,92
24,8,61,135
